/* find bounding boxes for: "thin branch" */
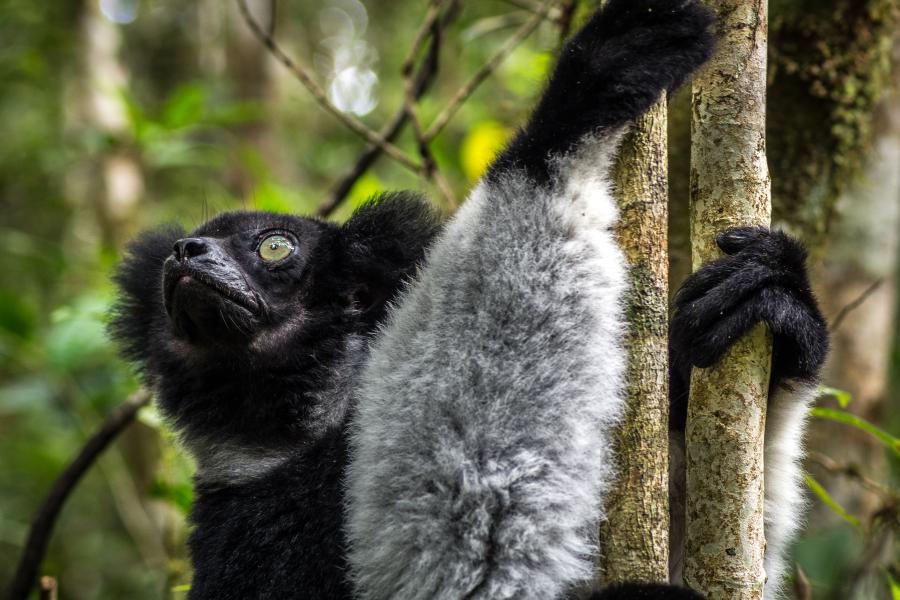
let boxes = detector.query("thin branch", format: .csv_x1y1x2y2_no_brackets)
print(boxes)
318,1,455,216
403,0,457,209
266,0,277,38
501,0,565,24
792,565,812,600
235,0,422,173
807,451,896,500
555,0,578,43
423,0,557,141
830,278,885,332
38,577,57,600
7,390,152,600
402,0,448,77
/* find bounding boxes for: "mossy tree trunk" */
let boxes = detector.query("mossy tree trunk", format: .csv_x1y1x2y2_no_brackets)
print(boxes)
683,1,772,599
599,99,671,584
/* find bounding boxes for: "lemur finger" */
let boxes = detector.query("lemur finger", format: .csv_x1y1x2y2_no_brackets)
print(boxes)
764,288,829,382
673,293,762,369
675,261,776,330
676,229,811,308
676,286,827,382
715,226,770,255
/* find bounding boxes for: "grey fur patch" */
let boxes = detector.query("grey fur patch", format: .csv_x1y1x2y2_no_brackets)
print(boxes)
346,133,628,599
191,441,290,485
191,334,366,486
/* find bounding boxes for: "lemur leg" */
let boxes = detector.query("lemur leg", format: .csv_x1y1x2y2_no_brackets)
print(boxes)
668,227,829,598
346,1,714,598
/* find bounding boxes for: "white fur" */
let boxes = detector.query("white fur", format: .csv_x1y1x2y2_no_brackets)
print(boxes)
346,135,628,599
762,380,815,599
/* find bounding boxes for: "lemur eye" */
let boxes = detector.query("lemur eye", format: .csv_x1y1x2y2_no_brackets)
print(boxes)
258,234,294,262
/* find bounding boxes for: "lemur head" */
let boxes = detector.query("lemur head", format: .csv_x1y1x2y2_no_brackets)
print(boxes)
110,193,441,448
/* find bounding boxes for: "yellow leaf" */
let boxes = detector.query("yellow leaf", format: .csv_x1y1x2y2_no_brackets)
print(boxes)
461,121,511,182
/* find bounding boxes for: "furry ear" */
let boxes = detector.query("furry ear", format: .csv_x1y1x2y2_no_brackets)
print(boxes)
340,192,442,323
109,225,185,371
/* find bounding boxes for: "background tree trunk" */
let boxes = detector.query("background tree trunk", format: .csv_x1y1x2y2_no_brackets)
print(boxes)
599,99,671,584
683,1,772,598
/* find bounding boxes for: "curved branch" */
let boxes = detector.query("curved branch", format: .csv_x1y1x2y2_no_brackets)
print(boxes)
423,0,556,141
7,390,152,600
319,0,453,216
236,0,422,173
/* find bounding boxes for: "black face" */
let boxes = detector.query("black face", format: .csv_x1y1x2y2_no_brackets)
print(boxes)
110,196,442,444
162,213,326,346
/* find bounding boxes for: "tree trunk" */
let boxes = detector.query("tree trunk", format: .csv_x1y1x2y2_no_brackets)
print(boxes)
683,1,772,599
599,98,671,584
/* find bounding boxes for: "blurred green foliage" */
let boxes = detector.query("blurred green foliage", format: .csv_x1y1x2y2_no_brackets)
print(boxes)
0,1,897,599
0,1,557,597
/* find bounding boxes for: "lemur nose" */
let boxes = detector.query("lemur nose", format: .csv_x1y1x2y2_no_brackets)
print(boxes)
173,237,210,261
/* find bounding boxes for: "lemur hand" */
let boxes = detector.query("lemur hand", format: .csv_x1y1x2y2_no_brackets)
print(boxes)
670,227,829,408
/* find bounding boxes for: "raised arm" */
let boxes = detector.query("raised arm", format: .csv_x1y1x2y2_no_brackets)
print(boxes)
345,2,714,598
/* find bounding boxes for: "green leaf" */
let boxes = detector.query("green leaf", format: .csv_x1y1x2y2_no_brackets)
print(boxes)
818,385,852,408
149,478,194,515
804,473,860,528
0,289,36,339
46,295,115,372
119,88,148,140
161,84,207,130
889,573,900,600
810,407,900,457
460,121,510,182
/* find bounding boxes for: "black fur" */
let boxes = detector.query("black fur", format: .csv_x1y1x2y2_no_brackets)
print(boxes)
111,193,441,599
668,227,830,430
109,0,723,597
489,0,715,184
187,435,349,599
588,583,706,599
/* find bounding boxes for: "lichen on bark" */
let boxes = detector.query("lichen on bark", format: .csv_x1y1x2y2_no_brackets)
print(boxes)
683,1,773,598
599,98,671,584
768,0,900,252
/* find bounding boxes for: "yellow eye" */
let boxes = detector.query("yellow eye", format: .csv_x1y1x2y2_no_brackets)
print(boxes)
258,234,294,262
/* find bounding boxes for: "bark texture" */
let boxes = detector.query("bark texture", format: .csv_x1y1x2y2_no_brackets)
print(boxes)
599,99,670,583
768,0,900,254
684,2,773,599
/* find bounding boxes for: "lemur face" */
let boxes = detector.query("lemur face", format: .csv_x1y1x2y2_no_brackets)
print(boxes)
111,196,441,445
162,212,332,348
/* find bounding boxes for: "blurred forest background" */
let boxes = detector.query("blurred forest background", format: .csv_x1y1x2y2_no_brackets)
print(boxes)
0,0,898,598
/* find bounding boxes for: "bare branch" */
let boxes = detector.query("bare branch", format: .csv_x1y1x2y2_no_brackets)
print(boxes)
807,451,896,499
423,0,557,141
39,577,57,600
7,390,152,600
402,0,448,78
235,0,422,173
403,0,457,209
555,0,578,44
830,278,885,332
792,565,812,600
501,0,565,24
267,0,277,38
319,1,455,216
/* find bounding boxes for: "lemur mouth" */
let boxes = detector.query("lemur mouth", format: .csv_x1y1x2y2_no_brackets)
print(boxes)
164,266,261,317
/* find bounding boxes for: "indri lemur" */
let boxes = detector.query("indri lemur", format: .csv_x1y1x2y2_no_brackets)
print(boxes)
111,0,828,598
